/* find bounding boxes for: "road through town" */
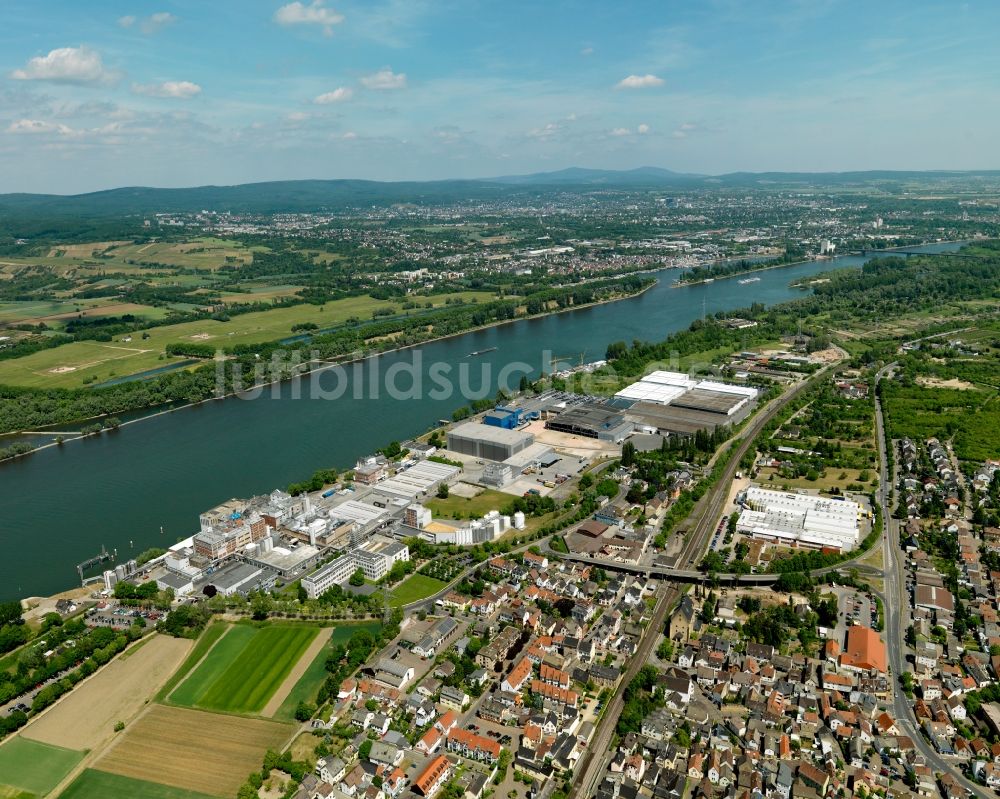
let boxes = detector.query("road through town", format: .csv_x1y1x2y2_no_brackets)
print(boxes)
874,364,991,799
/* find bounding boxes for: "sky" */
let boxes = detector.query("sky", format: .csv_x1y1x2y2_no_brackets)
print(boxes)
1,0,999,194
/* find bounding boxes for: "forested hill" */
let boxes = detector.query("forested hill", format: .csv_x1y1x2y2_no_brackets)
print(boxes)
5,169,1000,218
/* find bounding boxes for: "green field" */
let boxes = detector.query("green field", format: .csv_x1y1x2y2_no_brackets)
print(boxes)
170,625,318,714
388,574,448,606
58,770,216,799
155,622,228,702
0,736,85,797
273,622,381,721
0,290,494,389
425,487,512,519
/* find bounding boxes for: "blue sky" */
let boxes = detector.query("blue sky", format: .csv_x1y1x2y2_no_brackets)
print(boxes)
1,0,998,193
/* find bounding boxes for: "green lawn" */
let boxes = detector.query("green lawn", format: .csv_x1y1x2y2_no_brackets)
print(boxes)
170,625,318,714
58,770,216,799
272,622,381,722
425,487,511,519
0,736,85,796
388,574,448,607
155,622,228,702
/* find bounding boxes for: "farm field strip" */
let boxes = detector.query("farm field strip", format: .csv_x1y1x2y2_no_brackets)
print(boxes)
58,770,218,799
94,705,291,798
155,622,228,702
0,736,85,797
170,625,318,714
262,628,330,718
21,634,192,752
167,625,256,708
196,626,317,713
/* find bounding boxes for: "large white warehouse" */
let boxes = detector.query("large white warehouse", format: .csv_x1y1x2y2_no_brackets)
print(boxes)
736,486,861,551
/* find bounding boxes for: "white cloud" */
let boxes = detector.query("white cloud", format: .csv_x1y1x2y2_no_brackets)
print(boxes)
527,122,561,140
6,118,75,136
132,81,202,99
274,1,344,36
610,124,651,137
341,131,357,139
119,12,177,33
673,122,697,138
143,12,177,33
615,73,664,89
11,46,114,84
314,87,353,104
360,68,407,90
287,111,310,122
580,46,594,56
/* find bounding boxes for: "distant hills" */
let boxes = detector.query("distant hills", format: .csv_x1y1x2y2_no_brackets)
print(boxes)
2,168,1000,218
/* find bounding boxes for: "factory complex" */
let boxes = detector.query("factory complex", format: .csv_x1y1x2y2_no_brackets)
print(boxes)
125,374,763,602
735,486,863,551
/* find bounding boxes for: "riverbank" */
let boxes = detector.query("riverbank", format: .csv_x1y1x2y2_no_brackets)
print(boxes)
0,280,655,464
671,239,965,287
0,242,966,600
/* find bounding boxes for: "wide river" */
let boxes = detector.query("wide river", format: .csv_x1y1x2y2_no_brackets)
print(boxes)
0,242,962,597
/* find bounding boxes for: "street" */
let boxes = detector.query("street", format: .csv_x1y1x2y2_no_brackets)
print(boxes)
874,364,991,799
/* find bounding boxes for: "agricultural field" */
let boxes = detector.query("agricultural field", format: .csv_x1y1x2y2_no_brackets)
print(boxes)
271,622,379,721
0,299,167,327
93,705,291,797
169,624,317,715
102,238,268,270
154,622,228,702
388,574,449,607
0,736,84,797
0,289,494,389
58,768,218,799
21,634,192,752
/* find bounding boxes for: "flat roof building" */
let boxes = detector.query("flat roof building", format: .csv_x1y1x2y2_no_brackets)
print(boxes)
545,402,632,442
736,486,861,551
300,536,409,599
448,422,535,461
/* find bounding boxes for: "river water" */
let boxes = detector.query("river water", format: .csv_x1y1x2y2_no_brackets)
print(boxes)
0,242,962,597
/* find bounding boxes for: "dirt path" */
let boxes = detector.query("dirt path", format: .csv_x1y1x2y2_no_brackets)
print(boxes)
260,629,329,718
22,634,192,751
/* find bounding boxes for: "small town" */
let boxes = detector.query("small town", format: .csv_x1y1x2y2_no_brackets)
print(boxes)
5,313,1000,799
4,5,1000,797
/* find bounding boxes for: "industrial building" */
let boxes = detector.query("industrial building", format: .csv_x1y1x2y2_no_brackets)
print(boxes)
447,422,535,461
544,402,632,442
481,462,515,487
198,560,278,597
300,536,410,599
736,486,861,551
615,372,758,415
371,460,460,501
401,504,522,545
483,406,525,429
239,537,321,579
619,374,759,437
193,506,270,561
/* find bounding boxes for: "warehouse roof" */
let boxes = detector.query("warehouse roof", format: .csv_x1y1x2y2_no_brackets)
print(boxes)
448,422,534,445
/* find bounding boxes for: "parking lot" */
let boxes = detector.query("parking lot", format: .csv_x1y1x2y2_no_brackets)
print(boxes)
826,586,876,642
